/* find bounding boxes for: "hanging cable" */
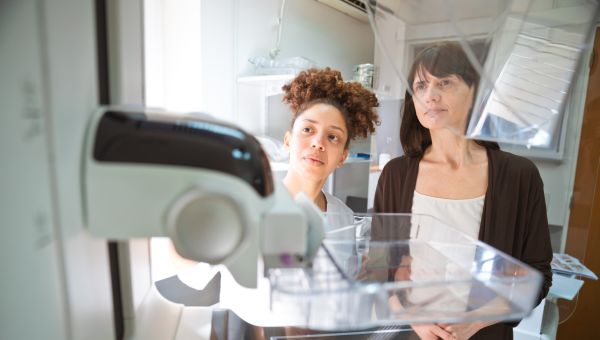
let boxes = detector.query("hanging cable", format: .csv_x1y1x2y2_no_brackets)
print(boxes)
269,0,286,59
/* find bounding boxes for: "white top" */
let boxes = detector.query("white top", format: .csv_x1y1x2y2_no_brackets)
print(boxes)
409,191,485,313
411,190,484,240
322,191,357,277
323,191,354,232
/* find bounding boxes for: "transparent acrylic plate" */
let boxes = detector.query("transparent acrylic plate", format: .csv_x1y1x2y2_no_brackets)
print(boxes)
268,213,542,331
366,0,599,151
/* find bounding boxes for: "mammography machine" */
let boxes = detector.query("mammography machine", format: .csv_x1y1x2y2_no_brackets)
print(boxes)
83,107,325,289
80,107,544,338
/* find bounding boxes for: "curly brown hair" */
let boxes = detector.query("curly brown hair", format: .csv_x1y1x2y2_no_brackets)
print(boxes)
282,67,380,148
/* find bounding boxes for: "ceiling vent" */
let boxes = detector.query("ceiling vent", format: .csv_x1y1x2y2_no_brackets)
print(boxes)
317,0,368,23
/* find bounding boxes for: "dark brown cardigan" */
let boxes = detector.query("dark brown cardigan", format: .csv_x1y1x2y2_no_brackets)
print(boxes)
374,147,553,340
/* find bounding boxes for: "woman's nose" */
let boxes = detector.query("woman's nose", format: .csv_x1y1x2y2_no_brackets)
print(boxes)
424,86,441,102
311,136,325,151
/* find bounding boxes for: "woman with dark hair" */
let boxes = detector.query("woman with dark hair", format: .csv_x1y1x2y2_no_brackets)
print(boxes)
374,42,552,339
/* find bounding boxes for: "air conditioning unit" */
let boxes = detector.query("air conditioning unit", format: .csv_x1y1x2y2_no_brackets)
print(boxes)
317,0,368,23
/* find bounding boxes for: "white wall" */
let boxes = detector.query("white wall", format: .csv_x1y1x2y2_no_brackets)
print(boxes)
145,0,236,119
145,0,374,134
197,0,373,123
236,0,374,80
145,0,203,112
199,0,237,121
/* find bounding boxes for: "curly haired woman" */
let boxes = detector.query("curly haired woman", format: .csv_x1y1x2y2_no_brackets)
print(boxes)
268,67,380,338
281,67,379,216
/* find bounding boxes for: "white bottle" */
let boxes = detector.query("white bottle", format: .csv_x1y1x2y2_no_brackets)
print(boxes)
378,153,391,170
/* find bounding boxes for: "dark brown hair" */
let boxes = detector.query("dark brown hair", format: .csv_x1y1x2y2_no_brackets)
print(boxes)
282,67,380,149
400,41,499,157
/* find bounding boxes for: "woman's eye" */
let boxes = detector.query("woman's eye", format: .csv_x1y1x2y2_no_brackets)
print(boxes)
328,135,339,142
439,79,451,88
301,127,311,133
413,83,427,93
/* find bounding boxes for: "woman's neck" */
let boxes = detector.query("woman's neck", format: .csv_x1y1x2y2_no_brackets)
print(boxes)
426,129,486,168
282,171,326,204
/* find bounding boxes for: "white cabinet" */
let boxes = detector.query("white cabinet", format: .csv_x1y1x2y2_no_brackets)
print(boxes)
237,74,295,137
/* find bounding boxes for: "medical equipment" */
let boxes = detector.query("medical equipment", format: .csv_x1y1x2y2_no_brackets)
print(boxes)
366,0,599,151
80,108,543,334
82,107,324,288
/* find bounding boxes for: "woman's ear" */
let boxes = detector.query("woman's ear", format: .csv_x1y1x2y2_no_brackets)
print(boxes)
283,131,291,151
338,149,349,168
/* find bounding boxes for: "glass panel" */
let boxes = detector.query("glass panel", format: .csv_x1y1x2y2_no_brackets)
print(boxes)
366,0,599,150
467,0,598,149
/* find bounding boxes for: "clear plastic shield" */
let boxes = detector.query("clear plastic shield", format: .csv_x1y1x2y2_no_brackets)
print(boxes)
366,0,599,148
268,213,543,330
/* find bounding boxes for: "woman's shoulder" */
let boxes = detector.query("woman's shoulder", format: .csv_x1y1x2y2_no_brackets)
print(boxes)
323,191,353,214
377,155,419,187
382,155,418,172
488,148,541,176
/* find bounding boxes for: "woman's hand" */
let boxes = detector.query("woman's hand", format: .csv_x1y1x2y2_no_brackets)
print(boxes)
411,324,454,340
437,321,495,340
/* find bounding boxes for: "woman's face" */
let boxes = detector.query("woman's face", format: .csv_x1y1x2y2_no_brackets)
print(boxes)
284,103,349,182
411,67,474,133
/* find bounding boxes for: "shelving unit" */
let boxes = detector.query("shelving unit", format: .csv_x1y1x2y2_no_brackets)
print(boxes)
236,74,295,137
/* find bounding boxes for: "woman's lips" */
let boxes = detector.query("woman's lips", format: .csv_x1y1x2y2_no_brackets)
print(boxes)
303,156,324,165
426,108,446,115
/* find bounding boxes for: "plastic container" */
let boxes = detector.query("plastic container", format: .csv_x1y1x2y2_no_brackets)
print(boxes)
268,213,543,331
352,63,375,89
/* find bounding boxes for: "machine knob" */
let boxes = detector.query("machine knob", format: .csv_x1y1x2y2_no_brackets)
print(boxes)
167,190,244,264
